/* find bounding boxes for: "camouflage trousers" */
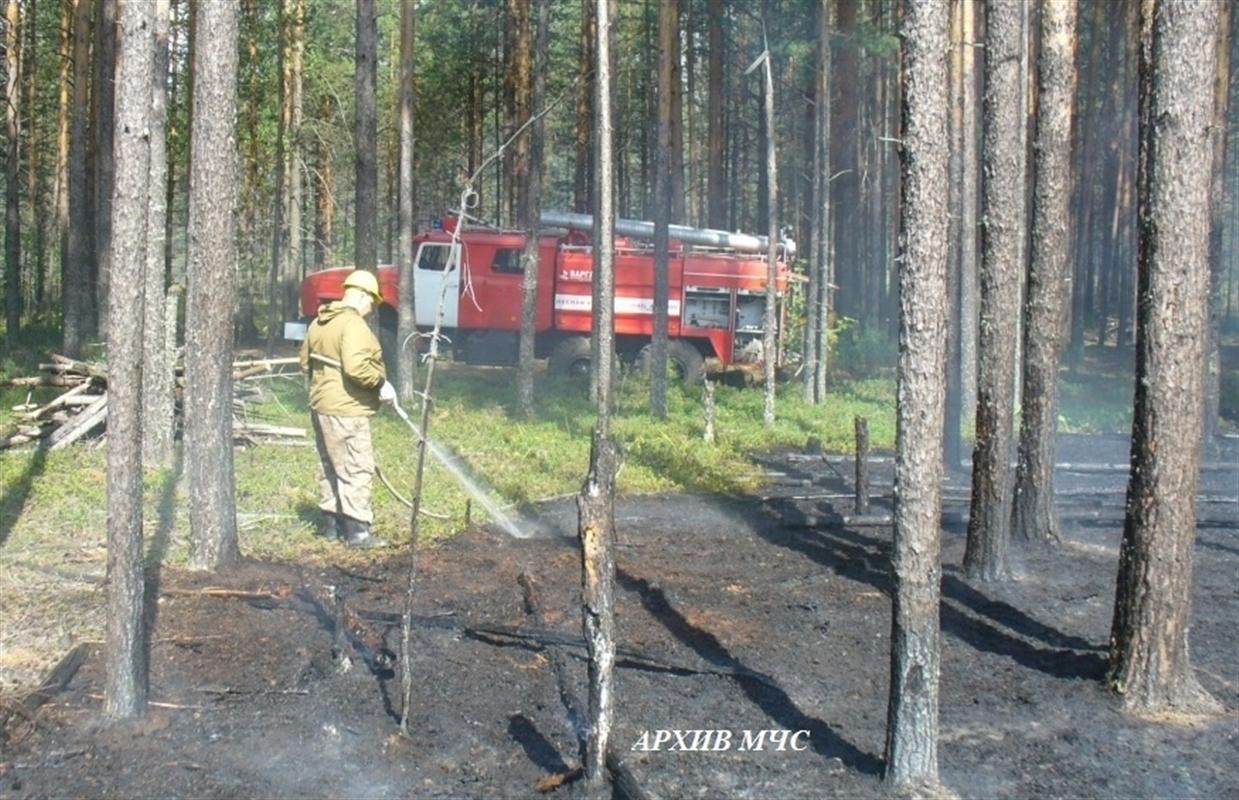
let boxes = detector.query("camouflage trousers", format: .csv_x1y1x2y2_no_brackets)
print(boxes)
311,411,375,524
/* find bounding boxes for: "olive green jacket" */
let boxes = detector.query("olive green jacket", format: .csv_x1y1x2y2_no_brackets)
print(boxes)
299,302,386,416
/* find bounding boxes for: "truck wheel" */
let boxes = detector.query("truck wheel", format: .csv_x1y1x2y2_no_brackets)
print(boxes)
549,336,593,379
638,340,705,385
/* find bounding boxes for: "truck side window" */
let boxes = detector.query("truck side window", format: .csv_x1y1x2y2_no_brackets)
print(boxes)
417,244,452,271
492,248,524,275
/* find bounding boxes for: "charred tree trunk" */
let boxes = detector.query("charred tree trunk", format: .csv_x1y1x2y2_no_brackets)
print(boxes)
185,0,240,571
650,0,675,418
964,0,1025,583
884,0,950,789
142,0,174,470
4,0,21,343
354,0,378,273
517,0,548,418
705,0,725,229
1108,0,1222,718
106,0,154,718
1012,0,1078,548
93,0,117,338
63,0,92,357
579,1,617,792
395,0,416,401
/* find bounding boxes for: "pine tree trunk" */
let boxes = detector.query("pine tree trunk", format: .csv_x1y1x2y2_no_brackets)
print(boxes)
760,37,777,428
185,0,240,571
1203,1,1231,448
650,0,674,419
705,0,725,229
945,0,965,467
285,0,304,318
814,0,833,405
396,0,417,401
142,0,174,470
884,0,950,789
93,0,117,338
517,0,547,418
63,0,92,357
1012,0,1077,548
964,0,1025,583
1108,0,1221,717
805,0,831,405
509,0,531,223
106,0,154,718
958,0,980,419
314,94,335,268
265,0,286,355
573,0,594,214
54,0,72,309
354,0,378,272
23,0,45,314
4,0,21,343
668,0,684,223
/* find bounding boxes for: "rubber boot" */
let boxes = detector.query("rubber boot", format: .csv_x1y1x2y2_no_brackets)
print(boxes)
341,517,387,549
317,512,345,539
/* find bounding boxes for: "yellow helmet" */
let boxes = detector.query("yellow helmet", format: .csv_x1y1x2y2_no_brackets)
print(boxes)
342,269,382,302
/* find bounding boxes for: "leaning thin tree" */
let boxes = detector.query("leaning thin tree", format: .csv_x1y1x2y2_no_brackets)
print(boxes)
1108,0,1222,718
884,0,950,791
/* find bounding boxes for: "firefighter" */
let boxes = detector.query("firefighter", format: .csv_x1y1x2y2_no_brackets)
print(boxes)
299,269,396,549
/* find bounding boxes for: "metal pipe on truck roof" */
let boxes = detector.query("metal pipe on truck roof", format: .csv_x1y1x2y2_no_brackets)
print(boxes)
539,210,796,257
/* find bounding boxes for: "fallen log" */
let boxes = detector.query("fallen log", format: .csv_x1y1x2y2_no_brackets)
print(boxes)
519,572,587,746
20,382,98,421
46,354,108,380
231,356,301,370
0,375,87,388
0,643,96,730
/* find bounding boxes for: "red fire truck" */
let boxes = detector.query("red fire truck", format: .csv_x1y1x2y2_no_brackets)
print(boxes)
290,212,795,383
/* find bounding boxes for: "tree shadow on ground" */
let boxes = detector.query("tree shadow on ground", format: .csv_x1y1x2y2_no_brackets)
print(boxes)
143,452,184,680
0,444,48,548
752,497,1106,681
507,714,571,775
616,567,884,776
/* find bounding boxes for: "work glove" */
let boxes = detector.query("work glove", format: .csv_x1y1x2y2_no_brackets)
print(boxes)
379,381,397,403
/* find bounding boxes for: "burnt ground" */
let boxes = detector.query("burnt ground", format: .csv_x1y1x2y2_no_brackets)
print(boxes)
1,434,1236,800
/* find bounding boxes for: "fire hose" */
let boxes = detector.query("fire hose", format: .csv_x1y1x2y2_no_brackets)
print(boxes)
307,352,519,534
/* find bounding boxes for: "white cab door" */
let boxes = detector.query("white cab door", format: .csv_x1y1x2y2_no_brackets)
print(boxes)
414,242,461,328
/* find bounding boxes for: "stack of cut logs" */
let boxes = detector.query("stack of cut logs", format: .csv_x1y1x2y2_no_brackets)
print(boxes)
1,355,110,451
1,354,307,452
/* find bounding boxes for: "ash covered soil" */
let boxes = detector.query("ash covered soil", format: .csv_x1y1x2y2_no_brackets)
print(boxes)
2,434,1236,800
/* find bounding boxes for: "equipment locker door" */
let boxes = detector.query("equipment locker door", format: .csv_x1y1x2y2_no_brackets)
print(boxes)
414,242,461,327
